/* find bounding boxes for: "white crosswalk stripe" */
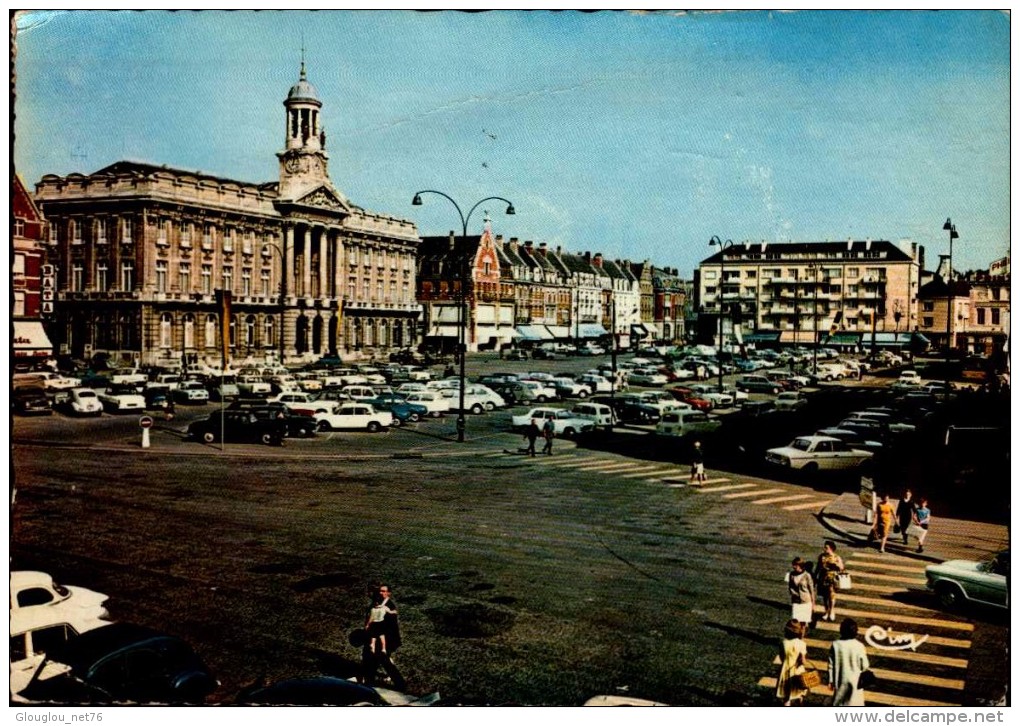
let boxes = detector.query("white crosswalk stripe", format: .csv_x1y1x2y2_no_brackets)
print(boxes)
760,551,975,706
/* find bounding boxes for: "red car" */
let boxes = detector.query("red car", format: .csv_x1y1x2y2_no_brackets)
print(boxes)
665,386,713,411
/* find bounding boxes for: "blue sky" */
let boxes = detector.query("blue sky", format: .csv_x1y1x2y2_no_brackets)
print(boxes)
13,10,1009,276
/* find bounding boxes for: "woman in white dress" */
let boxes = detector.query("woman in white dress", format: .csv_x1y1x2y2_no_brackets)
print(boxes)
828,618,870,706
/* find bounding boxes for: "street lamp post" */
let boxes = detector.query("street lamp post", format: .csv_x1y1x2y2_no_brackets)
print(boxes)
709,236,733,392
261,241,287,364
808,263,819,376
942,218,959,402
412,190,516,443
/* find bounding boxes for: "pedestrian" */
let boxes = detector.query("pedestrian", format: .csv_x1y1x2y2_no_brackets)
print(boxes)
815,540,845,622
874,493,895,553
689,440,706,485
541,417,555,455
164,396,176,422
827,618,870,706
361,584,406,691
912,497,931,553
895,489,914,546
775,619,809,706
364,590,389,656
787,557,816,627
524,419,540,457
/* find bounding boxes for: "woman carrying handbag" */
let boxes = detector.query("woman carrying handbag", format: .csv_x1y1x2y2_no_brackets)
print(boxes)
776,619,813,706
815,540,846,622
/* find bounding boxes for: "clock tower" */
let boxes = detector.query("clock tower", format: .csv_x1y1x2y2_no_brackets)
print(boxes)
277,59,331,200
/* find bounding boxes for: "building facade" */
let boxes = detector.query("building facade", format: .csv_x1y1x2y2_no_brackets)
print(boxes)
34,65,420,368
13,174,55,362
651,266,688,344
696,240,923,349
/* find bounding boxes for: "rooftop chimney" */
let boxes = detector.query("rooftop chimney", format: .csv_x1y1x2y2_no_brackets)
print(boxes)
592,252,603,267
524,240,533,249
538,242,548,257
584,251,592,263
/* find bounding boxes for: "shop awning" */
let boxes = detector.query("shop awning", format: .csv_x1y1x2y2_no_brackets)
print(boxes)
477,325,519,341
13,320,54,357
516,325,553,341
742,331,782,343
860,332,915,349
824,332,862,345
545,325,571,339
630,323,650,337
577,323,609,338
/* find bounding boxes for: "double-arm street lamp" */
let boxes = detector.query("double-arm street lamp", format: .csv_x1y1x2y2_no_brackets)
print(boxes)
412,190,516,442
709,236,733,393
261,240,287,364
942,218,959,402
808,263,819,375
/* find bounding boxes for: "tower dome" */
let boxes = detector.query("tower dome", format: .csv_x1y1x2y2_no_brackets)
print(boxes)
285,61,322,107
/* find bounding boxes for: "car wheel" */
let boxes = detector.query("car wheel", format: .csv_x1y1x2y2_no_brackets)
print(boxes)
295,426,310,437
577,390,588,399
408,412,421,423
563,427,575,438
390,417,402,427
317,420,332,432
260,432,276,446
470,403,484,415
536,395,547,403
801,462,819,474
367,421,381,433
202,431,217,444
485,401,496,411
936,582,964,610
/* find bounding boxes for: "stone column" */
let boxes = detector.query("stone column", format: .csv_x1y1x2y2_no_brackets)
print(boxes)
284,225,295,302
333,232,343,300
302,226,312,299
317,226,327,300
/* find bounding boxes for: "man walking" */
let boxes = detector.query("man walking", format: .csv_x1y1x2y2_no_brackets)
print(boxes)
689,440,706,485
541,417,555,455
361,583,406,691
524,419,540,457
895,488,914,546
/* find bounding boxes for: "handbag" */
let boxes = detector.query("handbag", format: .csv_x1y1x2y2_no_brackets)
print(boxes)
794,667,821,690
857,669,877,689
837,572,853,591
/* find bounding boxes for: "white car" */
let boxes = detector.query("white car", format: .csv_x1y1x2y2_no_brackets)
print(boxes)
655,410,722,437
295,373,323,392
98,385,147,413
11,611,111,700
238,375,272,396
570,402,616,428
689,384,735,407
37,372,82,391
627,368,668,386
443,387,506,414
271,391,323,411
765,435,874,472
59,388,103,416
576,373,613,393
174,380,210,404
11,571,110,621
107,368,148,388
147,373,182,391
510,407,595,438
314,403,393,432
396,382,429,395
551,377,592,399
402,391,450,417
516,380,558,403
774,391,808,411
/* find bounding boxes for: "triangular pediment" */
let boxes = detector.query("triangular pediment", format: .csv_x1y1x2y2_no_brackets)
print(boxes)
294,185,352,214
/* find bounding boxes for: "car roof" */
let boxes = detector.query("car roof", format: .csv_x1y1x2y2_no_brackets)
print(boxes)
11,570,55,589
41,622,189,671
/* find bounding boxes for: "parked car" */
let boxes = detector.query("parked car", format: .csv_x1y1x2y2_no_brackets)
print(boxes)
510,407,596,438
187,410,286,445
34,372,83,391
18,622,219,704
207,381,241,402
627,368,669,386
689,384,736,408
655,410,722,438
736,375,782,395
235,675,439,706
314,403,393,432
575,373,613,394
370,393,428,422
590,395,661,425
11,571,110,621
14,387,52,415
898,370,923,386
402,391,450,417
774,391,808,411
228,401,318,438
665,387,713,411
765,435,873,472
107,368,148,388
55,388,104,417
11,614,112,701
504,349,528,361
531,348,558,360
814,427,884,454
174,380,211,404
549,377,591,399
237,375,272,397
569,402,616,429
844,411,916,434
925,551,1008,611
98,385,147,413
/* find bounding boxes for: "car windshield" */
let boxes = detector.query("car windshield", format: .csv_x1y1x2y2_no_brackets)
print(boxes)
77,391,97,399
790,438,813,451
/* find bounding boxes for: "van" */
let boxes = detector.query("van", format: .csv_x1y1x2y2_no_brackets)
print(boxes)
655,410,722,437
735,375,781,394
570,402,615,428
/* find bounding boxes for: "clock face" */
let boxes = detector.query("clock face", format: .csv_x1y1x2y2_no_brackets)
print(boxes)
284,156,302,173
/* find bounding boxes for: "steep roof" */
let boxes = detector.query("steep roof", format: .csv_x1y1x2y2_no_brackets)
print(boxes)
701,240,913,265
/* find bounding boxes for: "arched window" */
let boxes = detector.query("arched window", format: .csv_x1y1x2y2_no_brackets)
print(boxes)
183,314,196,349
160,314,173,349
205,315,217,348
264,317,275,348
246,315,257,348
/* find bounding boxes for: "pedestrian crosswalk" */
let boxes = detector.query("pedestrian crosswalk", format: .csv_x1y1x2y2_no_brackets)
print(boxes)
758,551,974,706
480,450,834,513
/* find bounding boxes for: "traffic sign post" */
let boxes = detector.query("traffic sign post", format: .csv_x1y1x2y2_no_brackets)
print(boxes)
139,415,154,449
